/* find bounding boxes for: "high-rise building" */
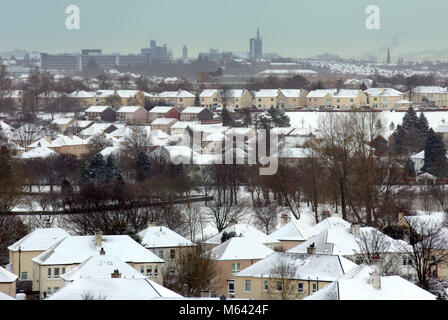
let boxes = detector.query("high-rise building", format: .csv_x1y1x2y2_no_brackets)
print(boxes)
249,28,262,61
141,39,171,62
183,45,188,59
387,48,391,64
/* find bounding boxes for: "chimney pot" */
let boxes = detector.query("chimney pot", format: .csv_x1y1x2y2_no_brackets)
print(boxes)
111,269,121,279
100,247,105,255
94,229,102,247
307,242,316,254
280,213,291,227
322,210,331,220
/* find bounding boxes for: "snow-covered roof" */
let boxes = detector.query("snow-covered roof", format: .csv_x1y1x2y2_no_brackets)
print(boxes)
254,89,279,98
181,106,207,114
203,223,280,245
279,89,303,98
85,105,112,113
138,225,194,248
115,90,140,98
271,220,317,242
0,291,15,300
305,264,436,300
208,237,274,261
364,88,404,97
47,255,181,300
170,121,196,129
151,118,177,125
108,126,133,138
0,266,18,283
20,146,57,159
307,89,337,98
333,89,363,98
148,106,177,114
68,90,96,98
278,147,312,159
94,90,115,98
51,117,73,125
158,90,195,98
117,106,145,113
235,252,357,282
50,134,88,147
312,217,351,234
8,227,69,252
288,225,409,256
199,89,219,97
32,235,164,266
413,86,448,94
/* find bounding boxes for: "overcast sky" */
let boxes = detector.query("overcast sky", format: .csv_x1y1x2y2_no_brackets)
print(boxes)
0,0,446,59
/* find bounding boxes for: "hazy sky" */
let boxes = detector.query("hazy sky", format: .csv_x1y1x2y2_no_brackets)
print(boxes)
0,0,446,59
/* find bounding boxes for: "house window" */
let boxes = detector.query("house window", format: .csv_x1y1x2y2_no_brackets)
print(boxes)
21,272,28,280
270,98,274,102
258,98,261,102
140,266,145,274
154,266,159,277
180,98,183,102
264,280,268,291
158,250,164,259
298,283,303,293
312,283,317,292
170,249,176,259
276,282,283,291
228,281,235,294
47,268,52,279
54,268,60,279
146,266,152,277
245,280,251,292
232,263,241,274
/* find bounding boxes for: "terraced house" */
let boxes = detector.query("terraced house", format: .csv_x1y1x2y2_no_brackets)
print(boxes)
31,232,164,298
412,86,448,107
153,90,195,108
364,88,406,110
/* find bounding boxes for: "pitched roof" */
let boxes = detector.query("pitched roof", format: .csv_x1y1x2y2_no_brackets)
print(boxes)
270,220,317,241
47,255,181,300
158,90,195,98
305,264,436,300
364,88,404,97
235,252,356,281
0,266,18,283
181,106,207,114
203,223,280,245
138,225,194,248
307,89,337,98
199,89,219,97
85,105,112,113
32,235,164,266
8,228,69,252
151,118,177,125
148,106,176,114
207,237,274,261
117,106,145,113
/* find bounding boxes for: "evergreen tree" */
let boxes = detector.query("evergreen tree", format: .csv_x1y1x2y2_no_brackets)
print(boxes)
416,112,430,147
79,160,93,185
257,107,290,129
392,107,425,155
104,155,118,185
90,153,106,183
221,107,234,127
405,158,416,177
359,82,368,91
422,129,448,177
136,151,151,182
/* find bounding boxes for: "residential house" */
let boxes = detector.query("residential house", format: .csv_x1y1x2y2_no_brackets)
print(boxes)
148,106,181,122
84,105,116,122
306,89,337,109
79,123,120,139
364,88,406,110
279,89,308,109
253,89,286,109
49,134,91,157
46,254,181,300
68,90,96,107
0,267,18,298
270,215,317,250
31,232,165,298
288,218,416,281
332,89,368,110
227,89,254,109
116,106,148,125
7,228,70,287
412,86,448,107
138,223,196,275
233,252,357,300
154,90,195,108
207,237,274,298
180,106,214,122
305,264,436,300
200,89,220,108
169,121,197,136
202,221,281,251
50,118,75,133
150,118,178,134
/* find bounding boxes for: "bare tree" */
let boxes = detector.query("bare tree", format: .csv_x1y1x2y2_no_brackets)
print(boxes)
253,203,280,234
400,218,448,289
205,194,249,232
355,228,401,276
266,257,299,300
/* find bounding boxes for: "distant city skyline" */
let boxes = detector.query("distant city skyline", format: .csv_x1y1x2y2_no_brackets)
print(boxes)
1,0,448,60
